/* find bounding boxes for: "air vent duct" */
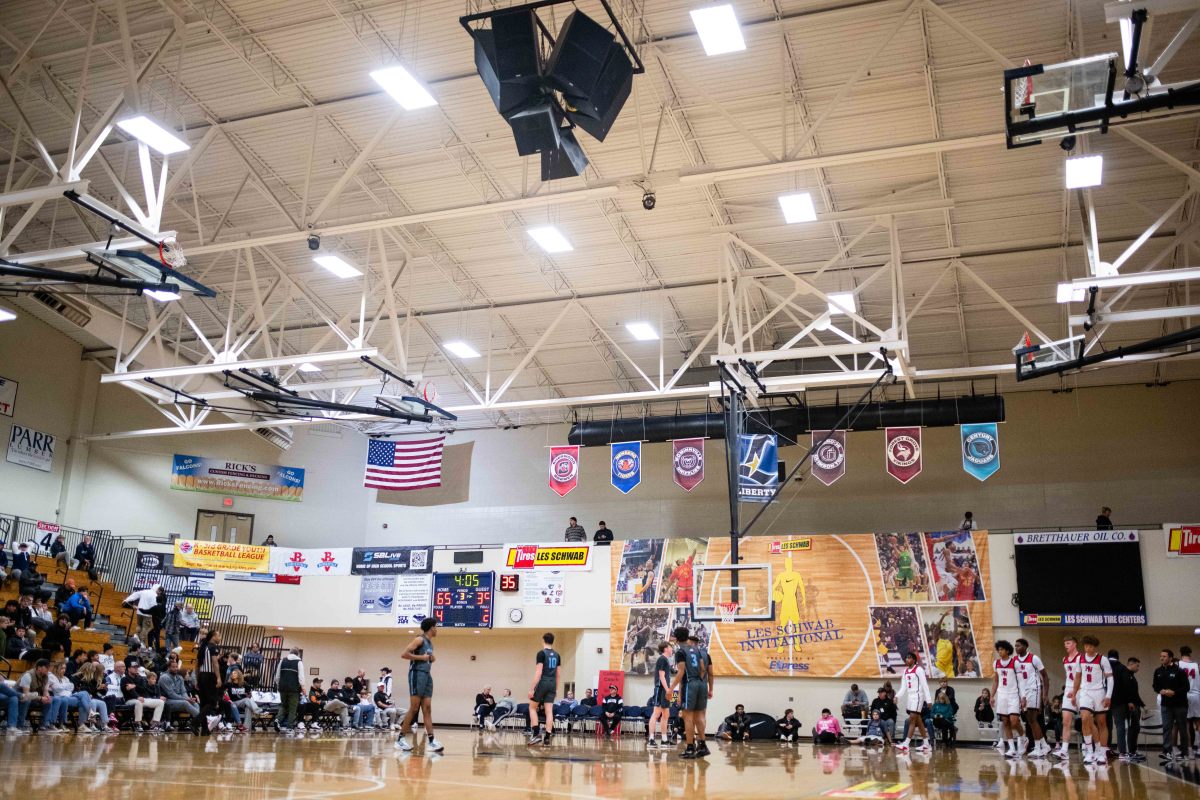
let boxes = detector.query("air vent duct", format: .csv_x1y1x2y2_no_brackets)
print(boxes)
252,425,294,451
30,291,92,327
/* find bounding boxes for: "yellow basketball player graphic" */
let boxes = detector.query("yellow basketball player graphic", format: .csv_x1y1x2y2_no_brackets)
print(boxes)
771,554,807,652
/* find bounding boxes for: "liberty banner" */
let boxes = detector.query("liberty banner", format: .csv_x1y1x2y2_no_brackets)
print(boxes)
960,423,1000,481
548,445,580,497
610,531,994,679
610,441,641,494
672,438,705,492
737,434,778,502
811,430,847,486
885,427,922,484
171,454,305,501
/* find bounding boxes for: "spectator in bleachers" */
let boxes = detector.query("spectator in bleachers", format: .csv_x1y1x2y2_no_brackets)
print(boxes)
227,669,259,732
581,688,597,707
159,658,201,733
15,594,35,630
974,689,995,724
374,682,400,728
62,588,94,630
721,704,752,742
224,651,243,681
104,661,126,717
300,679,329,731
0,614,8,658
841,684,869,719
321,679,351,729
123,584,163,643
10,542,33,585
495,688,516,717
179,604,200,642
593,521,614,544
147,590,168,650
599,684,623,738
50,534,67,566
262,535,278,547
352,687,376,729
960,512,976,531
121,662,166,731
931,688,957,743
275,647,303,730
7,625,37,660
66,649,87,678
870,687,897,742
25,596,51,633
73,661,108,731
936,677,958,713
46,660,81,732
16,659,52,733
242,643,264,672
814,709,844,744
0,539,8,585
564,517,587,542
73,534,98,579
776,709,800,742
163,601,183,651
40,615,71,657
0,661,23,734
98,643,115,672
475,685,496,727
54,578,77,611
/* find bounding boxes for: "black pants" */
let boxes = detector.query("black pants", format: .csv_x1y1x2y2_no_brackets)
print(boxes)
600,713,620,735
197,672,220,734
728,722,750,740
1111,704,1140,754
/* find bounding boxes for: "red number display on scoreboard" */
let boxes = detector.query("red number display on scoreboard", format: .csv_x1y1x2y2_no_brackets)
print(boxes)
500,574,520,592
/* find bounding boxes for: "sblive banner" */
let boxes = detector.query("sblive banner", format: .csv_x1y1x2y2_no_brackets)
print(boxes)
672,438,704,492
173,539,270,573
350,546,433,575
609,531,995,679
810,430,846,486
885,427,922,484
610,441,641,494
737,434,778,503
548,445,580,497
171,454,305,502
358,575,396,615
269,547,353,576
960,423,1000,481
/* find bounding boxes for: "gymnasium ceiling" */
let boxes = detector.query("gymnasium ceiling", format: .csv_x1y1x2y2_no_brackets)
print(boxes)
1,0,1199,437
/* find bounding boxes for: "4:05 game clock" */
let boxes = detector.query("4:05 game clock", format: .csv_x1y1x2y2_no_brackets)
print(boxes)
432,571,494,628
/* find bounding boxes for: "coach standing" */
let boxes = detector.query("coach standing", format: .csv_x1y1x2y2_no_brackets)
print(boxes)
1153,648,1190,762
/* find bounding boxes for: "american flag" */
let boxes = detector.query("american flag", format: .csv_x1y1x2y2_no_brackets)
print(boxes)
364,437,445,491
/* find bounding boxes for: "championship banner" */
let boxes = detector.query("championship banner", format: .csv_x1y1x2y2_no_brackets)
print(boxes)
960,423,1000,481
737,434,778,503
172,539,270,573
350,546,433,575
269,547,353,576
359,575,396,614
811,430,846,486
171,454,305,502
672,438,705,492
885,427,922,484
610,441,641,494
395,573,434,627
1165,524,1200,557
504,543,592,571
610,531,994,679
548,445,580,497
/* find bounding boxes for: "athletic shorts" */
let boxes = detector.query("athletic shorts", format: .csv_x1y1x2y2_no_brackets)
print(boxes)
532,678,557,705
653,686,670,709
1187,692,1200,719
1062,691,1077,713
1078,687,1107,714
905,698,925,715
1020,685,1041,710
995,693,1021,716
897,570,913,584
682,681,705,712
408,670,433,699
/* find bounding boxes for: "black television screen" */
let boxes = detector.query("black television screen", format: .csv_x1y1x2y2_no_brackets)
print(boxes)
1013,530,1147,625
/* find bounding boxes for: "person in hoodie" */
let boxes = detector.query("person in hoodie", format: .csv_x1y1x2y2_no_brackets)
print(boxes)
276,648,305,730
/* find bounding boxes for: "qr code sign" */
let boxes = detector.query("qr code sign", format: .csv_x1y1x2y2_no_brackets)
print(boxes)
409,549,428,571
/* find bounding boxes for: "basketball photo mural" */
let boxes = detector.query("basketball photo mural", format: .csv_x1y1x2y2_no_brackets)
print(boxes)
610,532,994,679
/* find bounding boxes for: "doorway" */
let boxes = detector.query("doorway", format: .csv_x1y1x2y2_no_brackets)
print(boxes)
194,510,256,544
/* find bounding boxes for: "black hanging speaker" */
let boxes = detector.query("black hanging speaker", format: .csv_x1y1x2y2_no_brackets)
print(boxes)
546,12,633,142
473,11,542,118
508,101,564,156
541,128,589,180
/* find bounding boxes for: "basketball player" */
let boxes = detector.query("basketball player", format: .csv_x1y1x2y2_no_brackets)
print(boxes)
895,651,932,752
772,555,807,653
674,553,696,607
1180,645,1200,759
526,632,560,745
932,611,956,679
991,640,1027,758
1051,635,1082,761
689,632,714,757
1070,635,1113,764
670,626,706,759
1014,638,1051,757
647,641,673,749
395,618,443,753
895,541,914,600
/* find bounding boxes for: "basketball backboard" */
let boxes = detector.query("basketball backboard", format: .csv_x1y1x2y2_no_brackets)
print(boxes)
1005,54,1117,147
692,563,775,622
84,248,215,298
1014,335,1084,381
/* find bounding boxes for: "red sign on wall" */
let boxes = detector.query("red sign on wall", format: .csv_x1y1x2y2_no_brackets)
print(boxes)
1167,525,1200,557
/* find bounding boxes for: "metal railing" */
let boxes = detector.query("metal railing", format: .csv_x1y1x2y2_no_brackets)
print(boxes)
0,512,116,577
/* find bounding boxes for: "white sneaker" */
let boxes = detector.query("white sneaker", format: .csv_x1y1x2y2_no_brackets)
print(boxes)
918,741,932,752
395,735,413,751
297,722,306,730
428,737,444,752
1083,749,1095,764
310,723,322,731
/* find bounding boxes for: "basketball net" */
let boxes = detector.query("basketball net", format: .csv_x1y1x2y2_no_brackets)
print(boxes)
1020,331,1033,363
718,602,738,625
1014,59,1035,109
159,236,188,269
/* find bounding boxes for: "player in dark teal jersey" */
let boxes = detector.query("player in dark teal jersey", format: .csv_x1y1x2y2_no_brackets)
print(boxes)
688,633,714,758
396,617,443,753
670,626,708,758
647,640,674,748
527,632,561,745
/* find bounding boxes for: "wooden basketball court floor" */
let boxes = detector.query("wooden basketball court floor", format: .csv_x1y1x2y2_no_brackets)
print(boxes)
3,730,1199,799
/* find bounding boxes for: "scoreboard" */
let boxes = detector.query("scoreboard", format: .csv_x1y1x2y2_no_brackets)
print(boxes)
432,571,494,628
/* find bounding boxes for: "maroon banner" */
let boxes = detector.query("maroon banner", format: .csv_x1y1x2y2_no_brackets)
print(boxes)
548,445,580,497
672,438,705,492
885,427,922,484
810,430,846,486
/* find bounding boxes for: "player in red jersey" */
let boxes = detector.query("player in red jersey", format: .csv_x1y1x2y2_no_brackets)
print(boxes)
1071,635,1113,764
1051,635,1082,760
896,652,932,752
991,640,1026,758
1014,638,1051,757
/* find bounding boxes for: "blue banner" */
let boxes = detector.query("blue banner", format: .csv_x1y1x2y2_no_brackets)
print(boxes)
960,423,1000,481
611,441,642,494
737,434,778,503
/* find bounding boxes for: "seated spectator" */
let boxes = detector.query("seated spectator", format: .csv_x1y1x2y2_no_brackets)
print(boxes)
0,614,8,658
298,679,328,731
1045,695,1063,744
321,679,351,729
224,651,243,681
73,661,108,731
352,687,376,729
226,669,259,732
50,534,68,566
475,685,497,727
669,700,685,743
870,687,897,742
814,708,844,744
66,649,88,678
15,594,35,630
73,534,98,579
861,709,887,745
580,688,598,707
931,688,957,743
242,643,264,672
936,677,959,713
721,704,752,742
0,540,8,585
159,658,201,733
30,599,54,633
374,682,400,728
41,614,73,656
62,588,94,629
46,660,84,732
16,659,52,733
777,708,800,742
179,604,200,642
54,578,78,612
841,683,869,719
7,625,39,661
163,601,183,651
121,662,166,731
10,542,33,585
103,661,126,718
974,689,995,723
495,689,516,716
98,643,116,672
599,684,623,738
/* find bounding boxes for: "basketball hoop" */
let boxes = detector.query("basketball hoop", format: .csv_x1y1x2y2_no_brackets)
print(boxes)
718,602,738,625
159,236,187,269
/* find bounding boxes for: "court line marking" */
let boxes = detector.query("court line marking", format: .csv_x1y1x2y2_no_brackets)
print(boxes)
833,534,876,678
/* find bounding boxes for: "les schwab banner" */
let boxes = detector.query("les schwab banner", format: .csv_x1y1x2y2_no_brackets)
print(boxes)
610,531,994,679
504,544,593,571
173,539,271,573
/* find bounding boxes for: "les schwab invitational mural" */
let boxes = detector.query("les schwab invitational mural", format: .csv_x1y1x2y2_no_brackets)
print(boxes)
610,531,994,679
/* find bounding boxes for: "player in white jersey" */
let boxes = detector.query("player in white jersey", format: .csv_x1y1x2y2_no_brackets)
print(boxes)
1071,635,1113,764
1180,645,1199,759
991,640,1027,758
1051,635,1082,760
895,651,932,752
1014,638,1051,757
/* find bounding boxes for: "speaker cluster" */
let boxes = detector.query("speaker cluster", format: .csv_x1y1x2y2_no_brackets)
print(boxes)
470,8,636,181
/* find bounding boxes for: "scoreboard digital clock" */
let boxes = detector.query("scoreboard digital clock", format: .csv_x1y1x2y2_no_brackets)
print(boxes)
432,571,494,628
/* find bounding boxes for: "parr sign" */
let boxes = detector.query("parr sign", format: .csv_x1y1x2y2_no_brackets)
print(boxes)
504,544,592,571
